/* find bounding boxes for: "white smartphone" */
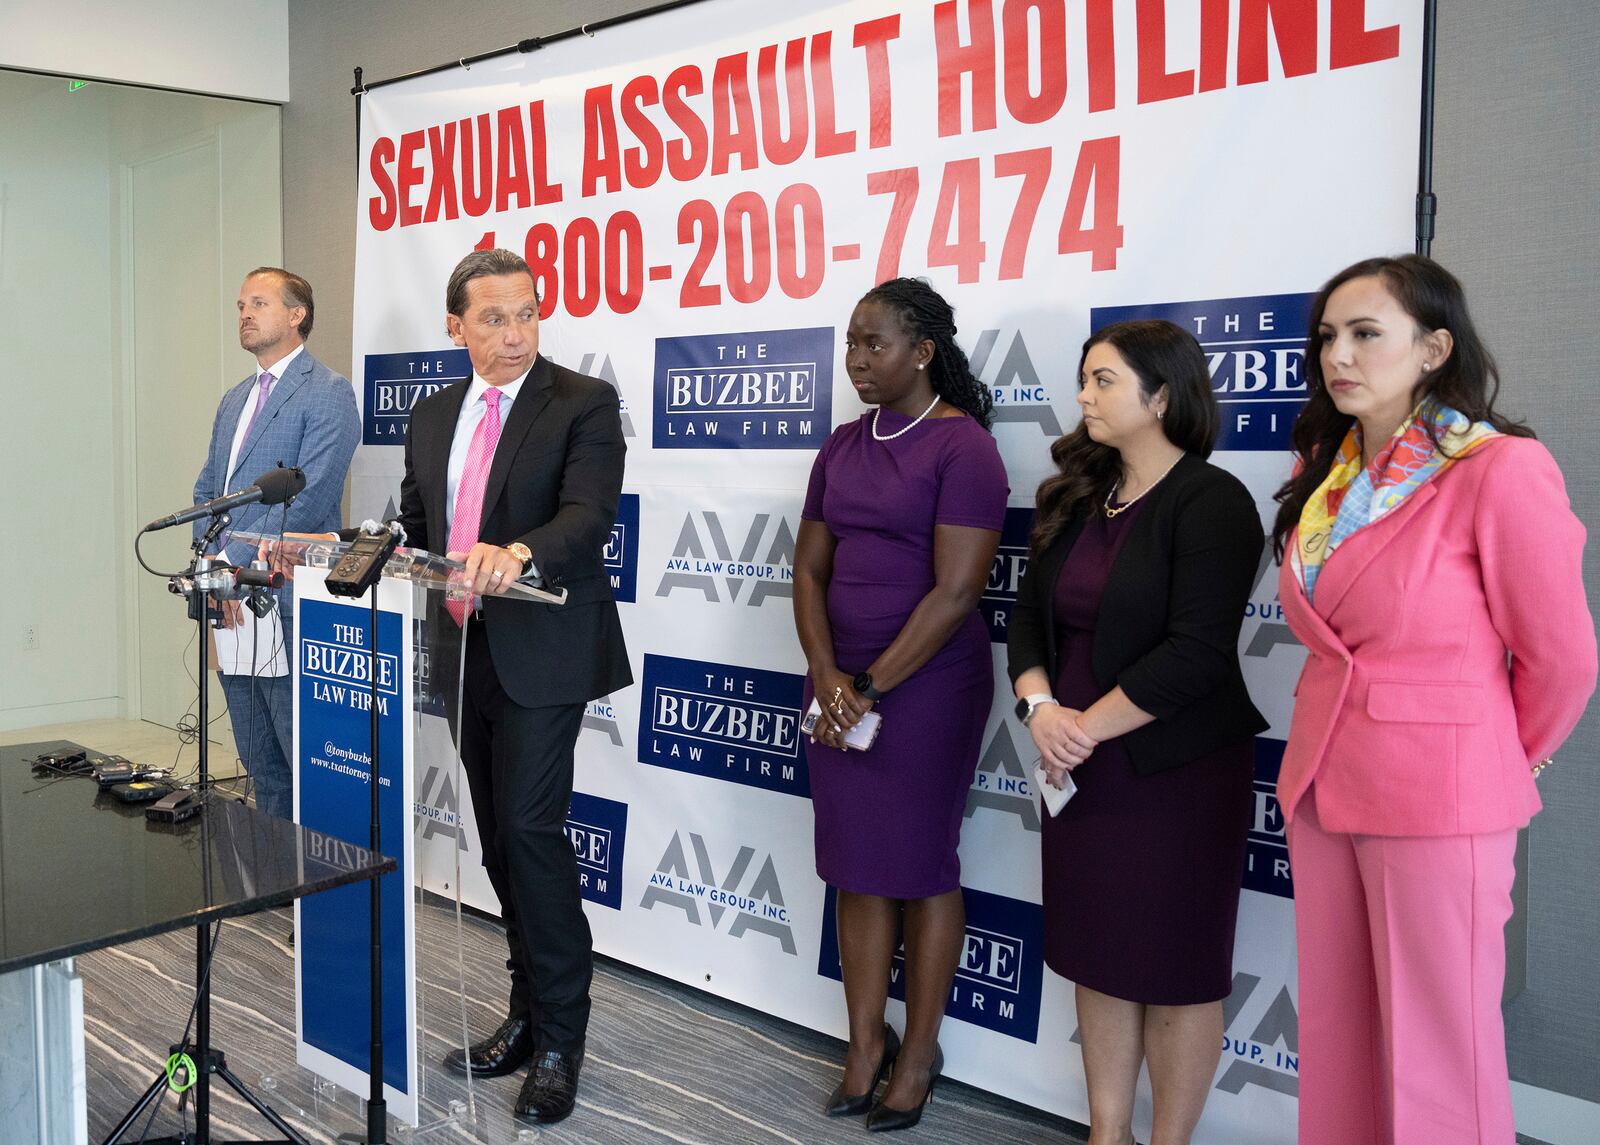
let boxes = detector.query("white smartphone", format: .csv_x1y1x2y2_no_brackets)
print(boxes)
802,698,882,750
1032,759,1077,817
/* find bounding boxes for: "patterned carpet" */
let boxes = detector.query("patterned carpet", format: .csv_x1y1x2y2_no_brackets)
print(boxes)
80,897,1086,1144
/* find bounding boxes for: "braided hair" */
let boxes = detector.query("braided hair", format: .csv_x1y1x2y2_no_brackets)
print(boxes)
859,277,995,429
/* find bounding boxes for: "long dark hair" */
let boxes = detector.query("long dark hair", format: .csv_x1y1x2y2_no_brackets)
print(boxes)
859,277,994,429
1270,255,1533,559
1031,320,1219,554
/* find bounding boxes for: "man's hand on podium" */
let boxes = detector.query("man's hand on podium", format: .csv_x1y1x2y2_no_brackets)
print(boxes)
453,543,526,597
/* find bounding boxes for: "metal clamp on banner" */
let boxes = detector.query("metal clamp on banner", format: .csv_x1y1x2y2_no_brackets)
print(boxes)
326,520,404,598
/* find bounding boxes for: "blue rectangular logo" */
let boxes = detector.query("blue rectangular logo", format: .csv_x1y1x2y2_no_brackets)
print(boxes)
981,507,1033,643
1091,294,1314,451
653,327,833,449
295,599,410,1091
363,349,471,444
606,493,640,604
819,884,1045,1042
1244,737,1293,899
567,791,627,911
637,654,808,797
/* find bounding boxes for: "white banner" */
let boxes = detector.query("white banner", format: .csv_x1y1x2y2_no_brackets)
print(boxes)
352,2,1422,1139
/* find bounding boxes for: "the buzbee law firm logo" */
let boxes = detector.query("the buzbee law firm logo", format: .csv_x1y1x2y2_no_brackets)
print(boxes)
567,791,627,911
819,885,1044,1042
607,493,641,604
637,654,808,797
301,619,400,715
363,349,471,444
653,327,833,448
980,507,1033,643
655,510,795,606
1092,294,1314,451
1245,738,1292,899
639,830,796,954
973,328,1063,436
965,719,1041,834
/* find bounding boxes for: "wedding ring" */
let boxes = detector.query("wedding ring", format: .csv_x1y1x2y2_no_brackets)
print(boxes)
491,570,504,580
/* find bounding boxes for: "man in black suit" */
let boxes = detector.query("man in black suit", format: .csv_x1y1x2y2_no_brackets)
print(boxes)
399,248,631,1123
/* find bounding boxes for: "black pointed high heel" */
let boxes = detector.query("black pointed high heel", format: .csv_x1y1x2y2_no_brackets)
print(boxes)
865,1042,942,1132
824,1024,901,1117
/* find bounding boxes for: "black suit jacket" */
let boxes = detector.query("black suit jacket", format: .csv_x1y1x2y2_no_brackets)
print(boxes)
397,354,632,709
1007,453,1268,775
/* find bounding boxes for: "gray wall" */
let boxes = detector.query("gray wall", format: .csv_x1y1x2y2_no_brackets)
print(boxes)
282,0,1600,1105
1434,2,1600,1103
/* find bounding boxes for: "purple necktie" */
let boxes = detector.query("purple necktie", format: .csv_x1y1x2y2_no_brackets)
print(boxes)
240,372,275,446
218,372,275,556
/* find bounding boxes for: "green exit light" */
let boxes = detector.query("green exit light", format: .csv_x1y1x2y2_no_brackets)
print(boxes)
67,80,89,93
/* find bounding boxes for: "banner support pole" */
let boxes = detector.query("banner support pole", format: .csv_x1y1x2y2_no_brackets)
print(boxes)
1416,0,1439,254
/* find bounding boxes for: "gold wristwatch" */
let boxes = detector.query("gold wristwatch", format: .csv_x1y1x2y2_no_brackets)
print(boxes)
505,542,533,574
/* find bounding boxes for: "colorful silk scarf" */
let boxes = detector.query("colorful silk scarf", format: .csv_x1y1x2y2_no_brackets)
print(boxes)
1294,400,1500,602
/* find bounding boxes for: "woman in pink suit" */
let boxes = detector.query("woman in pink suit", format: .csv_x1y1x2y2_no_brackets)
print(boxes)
1272,254,1596,1145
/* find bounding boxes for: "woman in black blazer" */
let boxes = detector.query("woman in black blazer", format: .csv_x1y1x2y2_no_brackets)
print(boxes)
1007,320,1266,1145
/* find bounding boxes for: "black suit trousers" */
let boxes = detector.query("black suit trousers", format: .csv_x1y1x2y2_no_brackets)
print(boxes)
459,614,591,1052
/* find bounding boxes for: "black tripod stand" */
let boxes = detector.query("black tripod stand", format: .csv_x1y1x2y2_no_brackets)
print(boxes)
108,514,309,1145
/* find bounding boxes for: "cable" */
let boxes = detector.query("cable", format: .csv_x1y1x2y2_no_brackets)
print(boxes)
132,526,193,580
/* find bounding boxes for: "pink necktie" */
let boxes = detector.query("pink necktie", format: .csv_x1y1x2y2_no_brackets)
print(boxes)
447,387,504,625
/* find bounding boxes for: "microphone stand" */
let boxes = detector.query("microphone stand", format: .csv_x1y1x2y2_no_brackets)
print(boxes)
322,521,402,1144
108,511,310,1145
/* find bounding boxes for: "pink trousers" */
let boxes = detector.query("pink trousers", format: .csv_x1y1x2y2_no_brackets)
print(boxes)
1288,791,1518,1145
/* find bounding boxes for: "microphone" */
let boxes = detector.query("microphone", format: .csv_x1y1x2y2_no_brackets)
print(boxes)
143,466,306,532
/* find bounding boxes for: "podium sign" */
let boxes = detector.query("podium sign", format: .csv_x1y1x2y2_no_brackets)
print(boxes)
292,568,420,1122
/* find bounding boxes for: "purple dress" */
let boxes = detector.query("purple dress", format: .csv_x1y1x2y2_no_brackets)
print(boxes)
801,409,1008,899
1042,500,1252,1005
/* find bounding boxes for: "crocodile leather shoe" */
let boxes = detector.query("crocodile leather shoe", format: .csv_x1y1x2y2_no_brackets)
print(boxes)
442,1014,533,1079
514,1046,585,1124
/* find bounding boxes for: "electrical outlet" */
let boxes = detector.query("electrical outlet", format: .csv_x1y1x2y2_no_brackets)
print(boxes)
22,624,38,651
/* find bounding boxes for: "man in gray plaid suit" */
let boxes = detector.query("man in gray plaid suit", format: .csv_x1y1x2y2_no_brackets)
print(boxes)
193,267,359,820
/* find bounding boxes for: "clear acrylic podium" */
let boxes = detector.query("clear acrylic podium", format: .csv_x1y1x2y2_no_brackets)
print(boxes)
230,532,564,1141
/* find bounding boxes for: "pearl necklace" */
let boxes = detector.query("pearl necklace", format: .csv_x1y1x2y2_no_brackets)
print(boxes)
872,395,942,441
1104,454,1184,518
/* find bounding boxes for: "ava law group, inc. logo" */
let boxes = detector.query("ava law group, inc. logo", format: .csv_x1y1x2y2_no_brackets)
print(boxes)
638,828,797,954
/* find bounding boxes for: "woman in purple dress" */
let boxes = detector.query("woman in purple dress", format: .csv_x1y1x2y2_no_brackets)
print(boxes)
794,278,1008,1132
1007,321,1266,1145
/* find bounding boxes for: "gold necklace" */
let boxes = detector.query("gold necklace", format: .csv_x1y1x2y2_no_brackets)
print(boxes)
1104,454,1185,518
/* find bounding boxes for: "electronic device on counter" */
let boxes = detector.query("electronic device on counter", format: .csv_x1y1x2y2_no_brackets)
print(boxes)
113,780,176,804
32,747,90,774
91,756,138,786
146,788,202,824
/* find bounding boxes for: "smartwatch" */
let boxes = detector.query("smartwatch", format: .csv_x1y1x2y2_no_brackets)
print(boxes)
852,671,884,701
1015,693,1057,726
